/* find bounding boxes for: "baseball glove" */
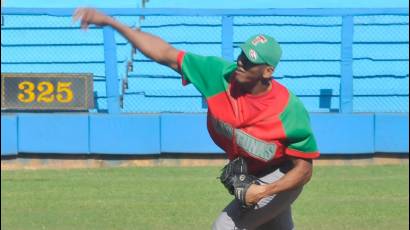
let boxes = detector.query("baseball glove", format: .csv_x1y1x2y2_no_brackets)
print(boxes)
219,157,260,208
219,157,248,195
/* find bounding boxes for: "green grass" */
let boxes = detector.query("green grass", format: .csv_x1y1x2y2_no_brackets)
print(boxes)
1,165,409,230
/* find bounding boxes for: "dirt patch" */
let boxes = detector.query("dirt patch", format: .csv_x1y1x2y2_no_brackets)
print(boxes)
1,154,408,170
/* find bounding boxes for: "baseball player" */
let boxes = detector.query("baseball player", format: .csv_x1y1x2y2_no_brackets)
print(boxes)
73,8,320,230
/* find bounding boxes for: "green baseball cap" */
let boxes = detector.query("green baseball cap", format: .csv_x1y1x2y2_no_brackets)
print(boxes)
239,34,282,67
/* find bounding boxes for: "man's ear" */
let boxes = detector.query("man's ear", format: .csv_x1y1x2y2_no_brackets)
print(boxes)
263,66,274,79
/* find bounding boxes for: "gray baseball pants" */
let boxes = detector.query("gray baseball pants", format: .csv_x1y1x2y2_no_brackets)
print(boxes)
212,167,303,230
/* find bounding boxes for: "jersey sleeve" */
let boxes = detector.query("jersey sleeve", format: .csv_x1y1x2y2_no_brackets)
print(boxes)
177,51,236,98
280,93,320,159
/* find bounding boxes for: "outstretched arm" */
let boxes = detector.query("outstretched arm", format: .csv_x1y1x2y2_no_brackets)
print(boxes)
73,8,180,72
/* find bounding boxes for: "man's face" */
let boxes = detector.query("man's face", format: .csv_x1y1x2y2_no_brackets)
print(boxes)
234,52,268,85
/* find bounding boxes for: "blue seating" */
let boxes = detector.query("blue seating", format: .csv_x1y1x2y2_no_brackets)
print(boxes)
1,9,408,113
144,0,408,9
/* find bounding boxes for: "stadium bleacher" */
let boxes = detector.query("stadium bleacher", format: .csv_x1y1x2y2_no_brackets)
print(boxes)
144,0,408,9
1,1,409,113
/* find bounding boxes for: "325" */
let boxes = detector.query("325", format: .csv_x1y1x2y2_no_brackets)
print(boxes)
18,81,74,103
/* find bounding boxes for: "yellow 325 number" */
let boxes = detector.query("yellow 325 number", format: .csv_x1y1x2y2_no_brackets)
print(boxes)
17,81,74,103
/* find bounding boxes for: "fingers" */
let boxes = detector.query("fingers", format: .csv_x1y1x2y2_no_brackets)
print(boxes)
81,11,91,30
72,7,84,24
72,7,91,30
81,21,89,31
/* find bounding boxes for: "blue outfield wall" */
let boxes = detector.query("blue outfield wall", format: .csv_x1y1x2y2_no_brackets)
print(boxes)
17,114,90,154
1,113,408,156
89,114,160,154
161,114,222,154
375,114,409,153
1,115,18,155
310,114,375,154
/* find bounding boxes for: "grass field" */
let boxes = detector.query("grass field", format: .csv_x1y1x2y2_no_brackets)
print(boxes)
1,164,409,230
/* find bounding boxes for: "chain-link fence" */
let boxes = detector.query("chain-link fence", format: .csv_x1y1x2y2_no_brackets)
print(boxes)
1,14,105,112
353,15,409,112
0,13,138,112
1,9,409,113
123,16,220,113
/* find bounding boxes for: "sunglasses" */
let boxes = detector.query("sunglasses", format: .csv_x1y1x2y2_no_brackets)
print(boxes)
236,52,259,71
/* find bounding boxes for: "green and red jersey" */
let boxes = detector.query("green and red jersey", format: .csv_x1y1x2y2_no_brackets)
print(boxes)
177,52,319,175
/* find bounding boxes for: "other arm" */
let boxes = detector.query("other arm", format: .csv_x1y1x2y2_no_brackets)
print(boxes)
246,157,313,204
